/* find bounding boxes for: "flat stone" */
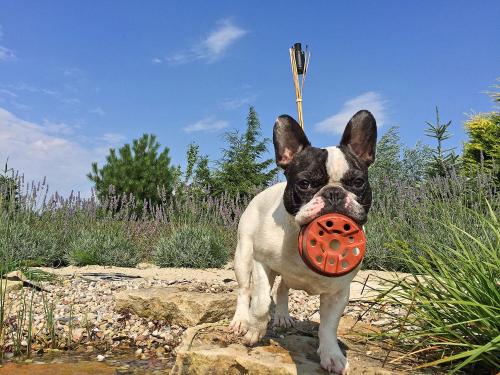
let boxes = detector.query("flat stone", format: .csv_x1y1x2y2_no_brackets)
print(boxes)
171,319,408,375
3,270,46,291
114,287,236,327
2,280,22,293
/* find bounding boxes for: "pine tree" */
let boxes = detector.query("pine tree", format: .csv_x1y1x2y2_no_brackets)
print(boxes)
181,142,213,197
212,107,278,198
88,134,178,208
425,107,460,177
369,126,403,185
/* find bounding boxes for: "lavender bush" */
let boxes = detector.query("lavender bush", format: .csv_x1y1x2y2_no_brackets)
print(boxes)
154,224,228,268
0,167,497,272
0,173,246,271
365,170,499,270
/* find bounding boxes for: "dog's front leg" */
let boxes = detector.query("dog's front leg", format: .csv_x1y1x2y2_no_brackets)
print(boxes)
317,288,350,374
244,260,273,345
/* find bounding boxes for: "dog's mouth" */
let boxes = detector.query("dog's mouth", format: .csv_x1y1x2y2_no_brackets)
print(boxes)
295,197,325,226
295,197,366,227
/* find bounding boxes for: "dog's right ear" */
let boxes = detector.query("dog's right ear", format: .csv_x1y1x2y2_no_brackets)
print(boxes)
273,115,311,169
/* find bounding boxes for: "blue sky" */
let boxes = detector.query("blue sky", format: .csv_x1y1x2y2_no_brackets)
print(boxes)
0,1,499,195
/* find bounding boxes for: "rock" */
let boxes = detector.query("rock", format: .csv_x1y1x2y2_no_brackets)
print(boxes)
3,270,46,291
72,328,85,342
96,354,105,361
171,320,404,375
114,287,236,327
3,280,22,293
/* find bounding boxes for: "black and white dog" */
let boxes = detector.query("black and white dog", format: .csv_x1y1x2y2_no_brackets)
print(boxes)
229,110,377,374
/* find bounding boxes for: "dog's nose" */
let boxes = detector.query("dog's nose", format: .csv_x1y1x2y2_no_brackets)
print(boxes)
323,186,346,206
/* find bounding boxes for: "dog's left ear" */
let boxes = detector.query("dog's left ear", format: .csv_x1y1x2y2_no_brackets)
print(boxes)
273,115,311,169
340,110,377,166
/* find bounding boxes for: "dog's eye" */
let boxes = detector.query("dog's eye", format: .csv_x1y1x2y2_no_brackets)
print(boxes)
297,180,311,190
353,178,365,188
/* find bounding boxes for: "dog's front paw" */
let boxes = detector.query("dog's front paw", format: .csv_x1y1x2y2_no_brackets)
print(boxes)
318,346,349,374
273,312,295,328
229,316,248,335
243,326,266,346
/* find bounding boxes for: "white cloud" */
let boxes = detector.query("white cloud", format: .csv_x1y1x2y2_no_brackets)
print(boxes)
183,117,229,133
0,106,122,195
0,88,18,98
90,107,105,116
1,82,59,96
60,97,81,105
166,19,247,64
221,94,257,110
42,119,78,135
0,26,15,62
100,132,125,144
314,92,387,134
63,67,83,77
0,46,15,61
151,57,162,65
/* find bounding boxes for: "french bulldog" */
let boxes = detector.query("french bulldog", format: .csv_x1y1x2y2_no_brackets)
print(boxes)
229,110,377,374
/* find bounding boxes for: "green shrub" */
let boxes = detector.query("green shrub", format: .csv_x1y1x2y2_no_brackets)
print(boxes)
370,202,499,373
154,225,228,268
68,223,139,267
462,112,500,183
0,219,71,271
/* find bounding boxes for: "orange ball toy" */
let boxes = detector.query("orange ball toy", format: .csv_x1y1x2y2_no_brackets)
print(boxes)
298,213,366,277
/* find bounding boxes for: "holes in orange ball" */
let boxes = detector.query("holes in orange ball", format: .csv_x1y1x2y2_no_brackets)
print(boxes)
329,239,340,250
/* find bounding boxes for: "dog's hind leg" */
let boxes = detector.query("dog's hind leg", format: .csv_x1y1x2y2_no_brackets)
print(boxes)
229,236,253,334
273,278,294,328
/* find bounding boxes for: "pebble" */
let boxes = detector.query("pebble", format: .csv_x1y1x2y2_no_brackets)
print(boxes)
96,354,105,361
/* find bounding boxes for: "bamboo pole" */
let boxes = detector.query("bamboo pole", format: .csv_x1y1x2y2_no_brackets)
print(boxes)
289,46,310,129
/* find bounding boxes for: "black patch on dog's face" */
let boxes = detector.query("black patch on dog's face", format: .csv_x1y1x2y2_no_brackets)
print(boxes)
282,147,328,215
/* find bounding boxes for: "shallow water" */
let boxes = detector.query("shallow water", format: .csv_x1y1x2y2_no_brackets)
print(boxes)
0,349,173,375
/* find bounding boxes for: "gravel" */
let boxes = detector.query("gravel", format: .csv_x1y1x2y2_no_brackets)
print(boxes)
1,271,397,361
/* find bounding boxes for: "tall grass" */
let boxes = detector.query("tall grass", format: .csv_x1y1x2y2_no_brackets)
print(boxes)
370,202,499,373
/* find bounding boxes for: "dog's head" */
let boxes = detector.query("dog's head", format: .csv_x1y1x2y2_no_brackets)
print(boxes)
273,110,377,226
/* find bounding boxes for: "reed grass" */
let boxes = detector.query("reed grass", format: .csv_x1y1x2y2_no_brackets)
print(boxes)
370,201,499,373
41,293,57,350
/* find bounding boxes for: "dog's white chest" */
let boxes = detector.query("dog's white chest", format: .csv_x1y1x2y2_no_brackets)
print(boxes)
240,183,357,295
